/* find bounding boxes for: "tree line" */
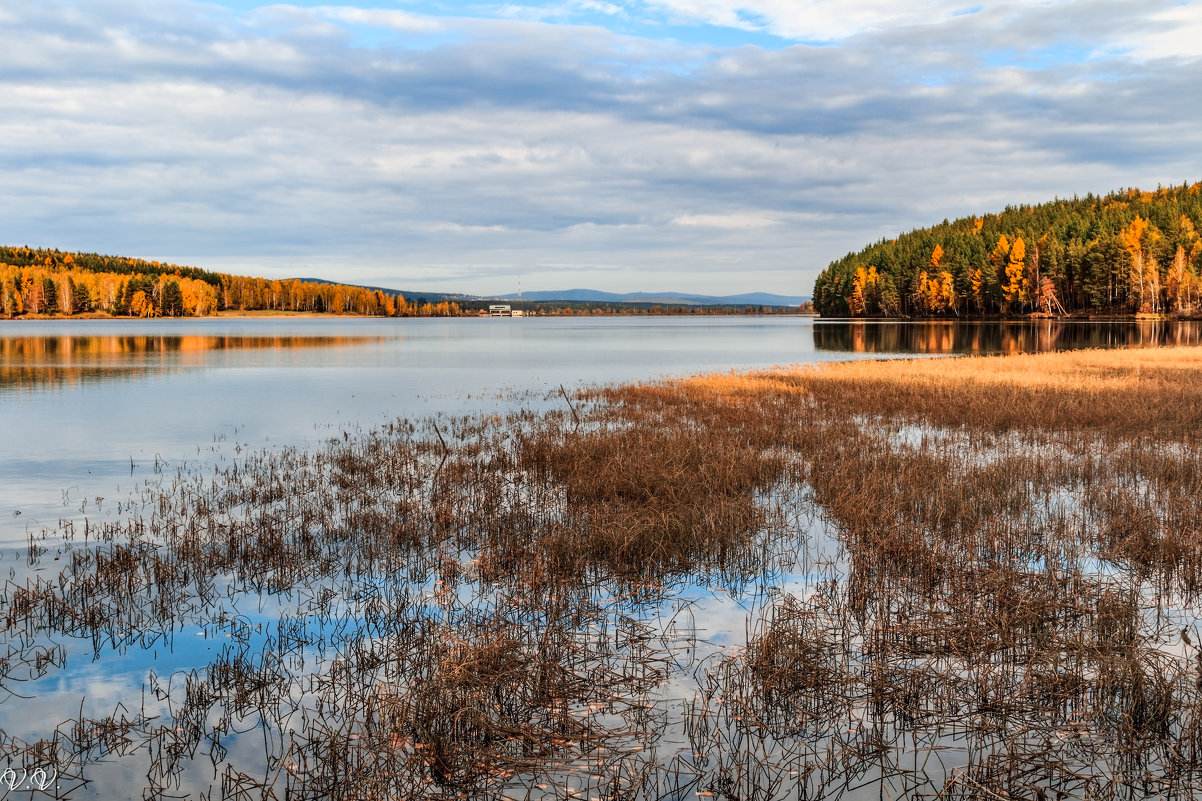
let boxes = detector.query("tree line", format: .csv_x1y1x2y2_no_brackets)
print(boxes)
812,182,1202,317
0,247,461,318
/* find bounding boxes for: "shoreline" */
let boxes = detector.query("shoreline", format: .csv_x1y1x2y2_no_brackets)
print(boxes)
2,310,1195,322
2,309,812,321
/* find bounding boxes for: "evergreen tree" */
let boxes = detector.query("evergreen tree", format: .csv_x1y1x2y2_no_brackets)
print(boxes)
70,277,92,312
42,277,58,314
161,280,184,317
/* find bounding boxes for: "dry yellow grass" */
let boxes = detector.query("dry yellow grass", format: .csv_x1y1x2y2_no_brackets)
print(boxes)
788,345,1202,391
658,346,1202,435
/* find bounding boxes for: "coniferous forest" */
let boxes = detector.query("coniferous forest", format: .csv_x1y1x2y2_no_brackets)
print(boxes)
813,182,1202,318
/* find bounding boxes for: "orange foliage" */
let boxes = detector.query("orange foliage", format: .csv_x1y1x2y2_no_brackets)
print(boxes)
848,265,881,316
0,254,463,319
1002,236,1027,309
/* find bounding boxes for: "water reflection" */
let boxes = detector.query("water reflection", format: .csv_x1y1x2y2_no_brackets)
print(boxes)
9,320,1202,393
0,334,384,391
813,319,1202,354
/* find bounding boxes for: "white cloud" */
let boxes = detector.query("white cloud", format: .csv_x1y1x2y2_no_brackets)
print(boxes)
312,5,445,33
642,0,993,40
1118,2,1202,59
672,212,780,228
641,0,1202,58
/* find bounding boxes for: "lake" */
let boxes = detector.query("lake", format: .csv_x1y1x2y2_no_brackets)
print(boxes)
7,314,1196,548
3,315,883,549
2,315,1200,799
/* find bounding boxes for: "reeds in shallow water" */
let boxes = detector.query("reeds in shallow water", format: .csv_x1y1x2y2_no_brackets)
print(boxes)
5,346,1202,798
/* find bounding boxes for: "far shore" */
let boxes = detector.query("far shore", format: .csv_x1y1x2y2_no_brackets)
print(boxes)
1,310,1196,323
3,308,814,321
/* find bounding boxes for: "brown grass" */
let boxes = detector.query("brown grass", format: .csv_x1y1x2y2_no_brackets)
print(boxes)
7,345,1202,798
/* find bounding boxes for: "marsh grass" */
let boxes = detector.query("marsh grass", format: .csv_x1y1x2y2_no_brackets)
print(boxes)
4,346,1202,798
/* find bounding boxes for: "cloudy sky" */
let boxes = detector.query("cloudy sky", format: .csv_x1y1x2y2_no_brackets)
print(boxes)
2,1,1200,296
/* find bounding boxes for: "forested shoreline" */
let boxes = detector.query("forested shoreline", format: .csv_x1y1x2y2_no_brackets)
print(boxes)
0,246,800,319
0,246,461,318
813,182,1202,318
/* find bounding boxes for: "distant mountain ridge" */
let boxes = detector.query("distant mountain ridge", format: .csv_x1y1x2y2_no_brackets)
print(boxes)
494,289,809,307
292,280,808,308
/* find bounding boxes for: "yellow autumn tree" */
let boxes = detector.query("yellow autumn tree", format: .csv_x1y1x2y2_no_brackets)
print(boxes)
1165,245,1195,315
1120,215,1161,312
179,277,218,316
849,266,869,315
1181,213,1198,245
849,265,882,316
937,270,956,314
2,272,23,315
1002,236,1028,309
330,286,348,314
129,290,157,318
913,269,955,315
925,246,954,313
969,266,986,313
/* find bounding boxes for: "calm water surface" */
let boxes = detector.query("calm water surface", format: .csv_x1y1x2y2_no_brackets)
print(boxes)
5,314,1200,545
4,317,821,540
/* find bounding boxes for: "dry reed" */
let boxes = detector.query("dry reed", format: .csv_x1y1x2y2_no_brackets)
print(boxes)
4,345,1202,798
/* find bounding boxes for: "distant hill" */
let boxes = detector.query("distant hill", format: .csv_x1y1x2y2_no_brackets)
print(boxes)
495,289,809,307
289,277,468,303
812,181,1202,318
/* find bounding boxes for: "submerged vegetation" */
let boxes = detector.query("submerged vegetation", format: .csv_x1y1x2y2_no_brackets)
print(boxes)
5,347,1202,798
814,182,1202,318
